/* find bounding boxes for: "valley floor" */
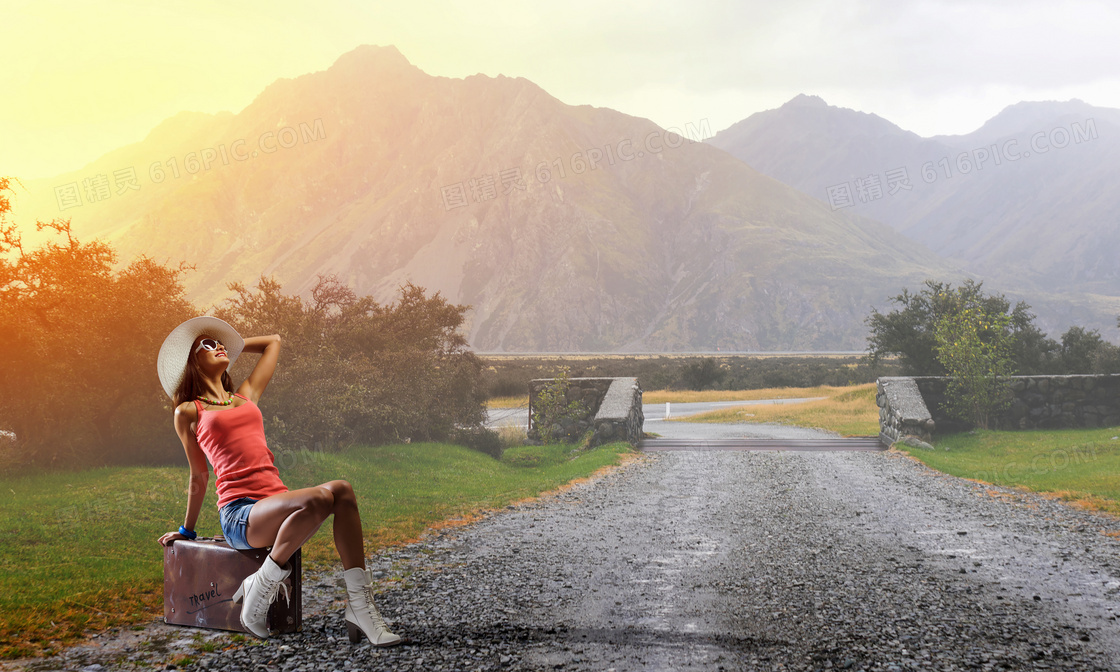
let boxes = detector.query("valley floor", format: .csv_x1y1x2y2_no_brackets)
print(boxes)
13,422,1120,671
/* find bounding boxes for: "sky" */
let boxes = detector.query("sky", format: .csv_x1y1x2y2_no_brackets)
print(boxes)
3,0,1119,180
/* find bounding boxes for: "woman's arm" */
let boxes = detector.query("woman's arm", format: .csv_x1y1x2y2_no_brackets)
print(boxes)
236,334,281,404
158,405,210,546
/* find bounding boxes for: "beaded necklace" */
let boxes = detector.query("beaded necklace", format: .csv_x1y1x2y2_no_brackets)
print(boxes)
197,394,233,406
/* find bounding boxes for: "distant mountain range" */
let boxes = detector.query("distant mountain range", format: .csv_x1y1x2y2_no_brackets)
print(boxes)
13,46,1116,350
708,95,1120,311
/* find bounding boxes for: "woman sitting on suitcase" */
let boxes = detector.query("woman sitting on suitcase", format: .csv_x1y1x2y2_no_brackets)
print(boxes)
155,316,401,646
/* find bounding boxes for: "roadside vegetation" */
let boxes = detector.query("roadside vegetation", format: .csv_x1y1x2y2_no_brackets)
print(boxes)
867,278,1120,378
895,429,1120,515
868,277,1120,512
0,440,634,659
0,177,488,474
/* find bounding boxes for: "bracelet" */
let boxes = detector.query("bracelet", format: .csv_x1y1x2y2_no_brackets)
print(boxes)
178,525,198,540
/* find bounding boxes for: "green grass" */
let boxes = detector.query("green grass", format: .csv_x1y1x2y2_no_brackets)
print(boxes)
674,383,880,436
0,441,633,659
896,427,1120,514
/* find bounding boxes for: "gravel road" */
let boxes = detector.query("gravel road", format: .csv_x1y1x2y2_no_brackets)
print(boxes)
14,424,1120,671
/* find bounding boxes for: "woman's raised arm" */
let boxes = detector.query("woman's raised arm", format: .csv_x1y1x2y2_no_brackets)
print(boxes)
236,334,281,404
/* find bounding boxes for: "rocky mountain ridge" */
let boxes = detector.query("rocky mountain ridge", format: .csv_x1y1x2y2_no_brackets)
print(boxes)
17,46,961,351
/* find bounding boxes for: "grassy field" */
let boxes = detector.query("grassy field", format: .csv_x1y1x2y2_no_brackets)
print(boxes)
487,385,856,409
486,395,528,408
671,383,880,436
0,441,633,659
896,428,1120,515
642,386,840,405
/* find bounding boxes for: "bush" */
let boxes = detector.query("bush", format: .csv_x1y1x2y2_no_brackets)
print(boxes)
214,277,487,452
529,367,588,444
680,357,725,390
450,427,504,459
484,370,528,398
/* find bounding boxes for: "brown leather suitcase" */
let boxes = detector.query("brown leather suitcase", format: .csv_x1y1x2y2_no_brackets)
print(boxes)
163,536,302,634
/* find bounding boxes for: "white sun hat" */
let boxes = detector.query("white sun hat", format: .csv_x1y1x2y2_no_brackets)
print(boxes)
157,316,246,400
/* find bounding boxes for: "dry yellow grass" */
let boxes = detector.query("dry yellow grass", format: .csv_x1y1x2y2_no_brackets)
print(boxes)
489,386,849,408
486,395,528,408
672,383,880,436
1037,490,1120,516
642,386,839,404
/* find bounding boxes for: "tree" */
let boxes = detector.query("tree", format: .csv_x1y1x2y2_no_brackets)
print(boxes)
1059,326,1105,374
0,175,487,471
934,302,1016,429
0,178,196,470
1092,342,1120,374
213,276,486,451
867,279,1058,375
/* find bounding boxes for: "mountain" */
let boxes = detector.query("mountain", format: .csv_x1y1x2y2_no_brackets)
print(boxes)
16,46,960,352
706,94,955,231
931,99,1120,149
708,96,1120,328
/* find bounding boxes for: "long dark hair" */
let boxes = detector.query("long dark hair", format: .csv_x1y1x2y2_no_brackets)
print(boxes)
173,335,234,408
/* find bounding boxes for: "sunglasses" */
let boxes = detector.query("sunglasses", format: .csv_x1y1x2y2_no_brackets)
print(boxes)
194,338,225,354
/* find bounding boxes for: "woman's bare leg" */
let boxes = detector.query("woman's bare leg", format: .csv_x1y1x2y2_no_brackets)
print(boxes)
243,480,365,569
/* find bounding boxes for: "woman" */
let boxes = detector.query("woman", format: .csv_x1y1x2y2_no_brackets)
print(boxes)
155,316,401,646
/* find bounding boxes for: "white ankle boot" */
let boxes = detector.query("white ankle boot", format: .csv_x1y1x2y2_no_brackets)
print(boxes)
232,555,291,638
340,567,401,646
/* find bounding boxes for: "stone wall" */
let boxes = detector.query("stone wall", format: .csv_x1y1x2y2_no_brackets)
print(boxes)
590,378,645,447
877,375,1120,440
876,377,935,446
528,377,644,447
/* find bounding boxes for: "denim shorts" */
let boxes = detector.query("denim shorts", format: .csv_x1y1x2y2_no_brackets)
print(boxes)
219,497,260,550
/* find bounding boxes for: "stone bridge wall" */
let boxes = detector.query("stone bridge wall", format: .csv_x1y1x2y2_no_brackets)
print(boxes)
876,377,935,446
877,375,1120,443
528,377,644,447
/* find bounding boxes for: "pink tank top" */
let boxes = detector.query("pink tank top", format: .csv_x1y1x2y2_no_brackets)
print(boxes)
194,392,289,508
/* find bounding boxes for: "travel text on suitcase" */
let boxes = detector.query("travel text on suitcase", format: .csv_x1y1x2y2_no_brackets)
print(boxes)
163,537,302,634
